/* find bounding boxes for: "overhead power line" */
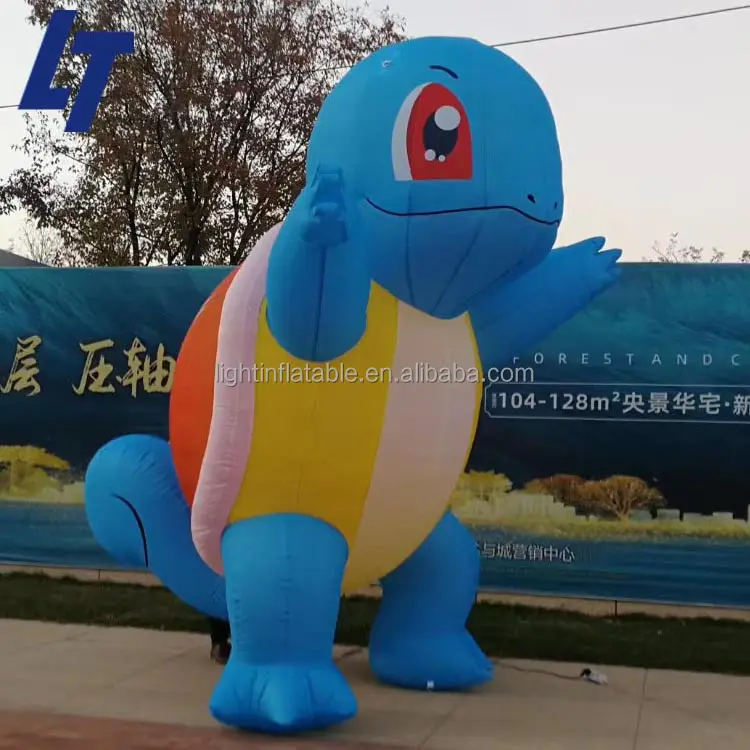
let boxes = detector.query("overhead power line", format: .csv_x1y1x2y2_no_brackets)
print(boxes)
491,3,750,48
1,3,748,113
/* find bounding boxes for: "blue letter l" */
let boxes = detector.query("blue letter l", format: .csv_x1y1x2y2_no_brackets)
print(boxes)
19,9,77,113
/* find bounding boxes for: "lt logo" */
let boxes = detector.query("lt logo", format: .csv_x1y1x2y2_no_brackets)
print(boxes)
19,9,134,133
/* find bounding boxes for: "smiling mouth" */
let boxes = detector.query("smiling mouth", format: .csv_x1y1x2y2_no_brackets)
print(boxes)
365,198,561,226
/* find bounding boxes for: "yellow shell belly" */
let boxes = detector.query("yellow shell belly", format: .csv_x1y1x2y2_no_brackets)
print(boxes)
225,280,482,592
229,284,397,548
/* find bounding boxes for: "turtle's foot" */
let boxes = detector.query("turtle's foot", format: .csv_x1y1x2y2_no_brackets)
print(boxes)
210,659,357,733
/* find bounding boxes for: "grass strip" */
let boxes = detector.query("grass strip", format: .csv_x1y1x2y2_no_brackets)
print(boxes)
2,572,749,675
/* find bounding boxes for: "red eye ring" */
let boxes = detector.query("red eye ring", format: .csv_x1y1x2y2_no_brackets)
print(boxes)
391,83,472,181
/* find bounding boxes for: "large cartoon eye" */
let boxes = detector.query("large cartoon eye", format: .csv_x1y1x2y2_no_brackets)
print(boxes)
392,83,472,181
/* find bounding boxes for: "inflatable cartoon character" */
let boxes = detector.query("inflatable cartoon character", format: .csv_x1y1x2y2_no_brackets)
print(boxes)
85,36,621,735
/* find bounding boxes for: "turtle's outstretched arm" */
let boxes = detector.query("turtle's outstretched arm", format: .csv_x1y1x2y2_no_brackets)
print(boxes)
266,167,370,362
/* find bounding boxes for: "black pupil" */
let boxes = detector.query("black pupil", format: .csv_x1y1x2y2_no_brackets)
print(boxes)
423,109,459,161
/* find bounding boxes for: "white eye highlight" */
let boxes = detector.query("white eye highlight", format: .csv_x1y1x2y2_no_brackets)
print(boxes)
434,105,460,131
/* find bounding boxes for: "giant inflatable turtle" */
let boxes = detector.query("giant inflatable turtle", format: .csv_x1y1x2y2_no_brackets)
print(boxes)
84,35,621,735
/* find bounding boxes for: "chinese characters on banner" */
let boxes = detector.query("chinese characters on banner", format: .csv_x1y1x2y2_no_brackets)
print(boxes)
617,390,750,417
0,335,43,396
487,385,750,421
0,335,175,397
477,540,576,564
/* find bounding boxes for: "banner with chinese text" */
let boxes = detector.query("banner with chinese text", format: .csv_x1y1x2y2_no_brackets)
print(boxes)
460,263,750,607
0,266,228,567
2,263,750,609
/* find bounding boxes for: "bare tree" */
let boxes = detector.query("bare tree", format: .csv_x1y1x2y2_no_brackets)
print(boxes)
8,216,71,266
0,0,405,267
646,232,750,264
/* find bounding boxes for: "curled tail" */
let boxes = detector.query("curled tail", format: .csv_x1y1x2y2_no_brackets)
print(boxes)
84,434,227,620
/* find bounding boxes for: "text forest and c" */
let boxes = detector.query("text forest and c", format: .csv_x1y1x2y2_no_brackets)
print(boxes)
0,335,175,397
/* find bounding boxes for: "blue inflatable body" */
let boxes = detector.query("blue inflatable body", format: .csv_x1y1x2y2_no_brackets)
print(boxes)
85,435,227,620
84,36,621,735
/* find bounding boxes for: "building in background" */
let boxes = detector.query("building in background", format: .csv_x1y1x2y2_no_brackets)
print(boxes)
0,248,46,267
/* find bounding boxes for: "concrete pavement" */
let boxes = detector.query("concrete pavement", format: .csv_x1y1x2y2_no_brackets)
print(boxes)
0,618,748,748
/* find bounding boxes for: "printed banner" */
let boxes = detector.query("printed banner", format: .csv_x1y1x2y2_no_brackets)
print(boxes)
1,263,750,609
459,264,750,607
0,266,228,567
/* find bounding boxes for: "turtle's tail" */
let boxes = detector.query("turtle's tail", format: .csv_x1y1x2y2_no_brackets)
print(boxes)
84,434,227,620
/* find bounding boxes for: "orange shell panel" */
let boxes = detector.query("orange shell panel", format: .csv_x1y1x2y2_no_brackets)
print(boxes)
170,269,238,506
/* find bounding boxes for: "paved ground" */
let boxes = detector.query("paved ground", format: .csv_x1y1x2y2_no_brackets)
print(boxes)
0,619,749,748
